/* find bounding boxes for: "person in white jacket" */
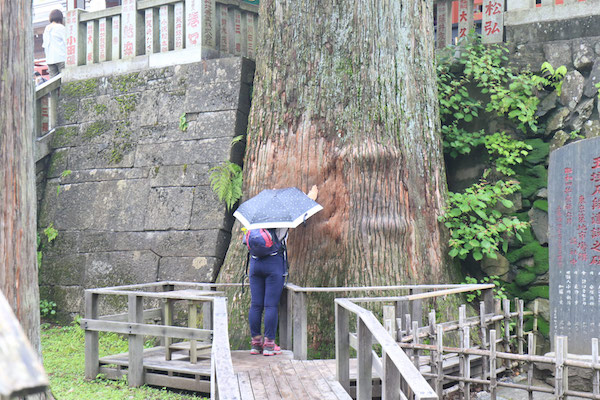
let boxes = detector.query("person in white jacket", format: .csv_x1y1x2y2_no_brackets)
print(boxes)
42,9,66,78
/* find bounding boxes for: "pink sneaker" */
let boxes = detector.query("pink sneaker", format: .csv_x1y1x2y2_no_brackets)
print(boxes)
250,337,263,355
263,338,282,356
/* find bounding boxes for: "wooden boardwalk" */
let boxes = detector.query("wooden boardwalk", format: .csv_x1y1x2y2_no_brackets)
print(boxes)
99,347,351,399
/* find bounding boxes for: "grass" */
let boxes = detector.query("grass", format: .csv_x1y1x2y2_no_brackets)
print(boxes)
41,319,208,400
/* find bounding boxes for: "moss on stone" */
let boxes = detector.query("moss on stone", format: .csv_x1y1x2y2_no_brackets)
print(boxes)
110,72,142,93
521,199,531,209
52,126,78,147
115,94,139,115
537,316,549,337
522,285,549,301
48,151,66,176
515,269,537,287
524,138,549,165
83,120,110,139
533,199,548,212
515,211,529,222
514,164,548,199
62,102,78,121
94,103,108,115
507,241,549,274
61,79,98,98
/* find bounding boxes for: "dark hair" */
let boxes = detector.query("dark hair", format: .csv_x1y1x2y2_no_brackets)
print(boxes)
49,9,63,24
34,71,41,76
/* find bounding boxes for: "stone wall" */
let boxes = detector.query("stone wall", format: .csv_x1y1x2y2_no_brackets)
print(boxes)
37,57,254,317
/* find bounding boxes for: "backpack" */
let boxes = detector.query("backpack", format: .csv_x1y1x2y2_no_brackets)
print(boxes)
244,228,282,258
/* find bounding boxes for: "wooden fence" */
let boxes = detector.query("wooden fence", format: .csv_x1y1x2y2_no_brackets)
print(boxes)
434,0,599,48
65,0,259,68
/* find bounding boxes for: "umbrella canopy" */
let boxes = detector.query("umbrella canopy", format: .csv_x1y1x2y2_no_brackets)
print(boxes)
233,187,323,230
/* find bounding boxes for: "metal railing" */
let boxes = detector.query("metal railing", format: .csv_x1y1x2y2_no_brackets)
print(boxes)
65,0,259,70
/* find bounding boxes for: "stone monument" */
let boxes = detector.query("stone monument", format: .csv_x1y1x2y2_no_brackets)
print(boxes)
549,136,600,354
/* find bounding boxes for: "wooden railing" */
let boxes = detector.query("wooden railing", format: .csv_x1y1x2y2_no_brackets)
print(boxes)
34,75,62,162
434,0,599,48
65,0,259,69
335,298,438,400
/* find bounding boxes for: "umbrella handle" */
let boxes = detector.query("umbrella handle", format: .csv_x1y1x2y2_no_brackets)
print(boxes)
302,213,307,226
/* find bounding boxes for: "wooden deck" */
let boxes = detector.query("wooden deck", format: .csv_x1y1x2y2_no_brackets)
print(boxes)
99,346,352,399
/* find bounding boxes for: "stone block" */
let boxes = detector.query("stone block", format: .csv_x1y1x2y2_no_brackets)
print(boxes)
583,59,600,98
549,130,571,153
583,119,600,138
84,250,159,288
543,41,572,71
137,90,160,127
544,107,570,134
40,253,87,286
535,91,557,118
189,185,231,230
150,164,212,187
481,253,510,278
184,81,248,113
559,70,585,110
187,110,243,140
529,206,548,245
58,167,150,184
49,180,149,231
144,187,194,230
67,142,136,170
134,137,232,167
573,41,595,71
40,285,84,316
568,98,595,131
46,148,69,178
158,256,221,282
154,91,187,124
179,57,248,86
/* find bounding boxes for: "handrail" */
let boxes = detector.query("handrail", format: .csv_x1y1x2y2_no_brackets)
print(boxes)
34,74,62,146
336,298,438,400
211,297,240,399
35,75,61,100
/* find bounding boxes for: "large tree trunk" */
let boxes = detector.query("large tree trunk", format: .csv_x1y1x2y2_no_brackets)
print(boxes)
0,0,41,355
219,0,453,351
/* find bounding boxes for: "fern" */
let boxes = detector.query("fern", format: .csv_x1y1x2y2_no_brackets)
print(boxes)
209,162,243,210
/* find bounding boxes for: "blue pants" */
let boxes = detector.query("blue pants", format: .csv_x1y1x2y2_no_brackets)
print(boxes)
249,253,285,339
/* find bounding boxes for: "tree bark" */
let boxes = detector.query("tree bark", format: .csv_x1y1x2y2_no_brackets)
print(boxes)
0,0,41,356
218,0,453,350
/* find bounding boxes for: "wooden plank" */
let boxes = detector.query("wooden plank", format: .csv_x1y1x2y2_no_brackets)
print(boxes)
84,291,99,380
268,361,298,400
278,360,309,398
99,307,162,322
382,353,400,400
128,294,145,387
237,371,254,400
145,371,210,392
293,291,308,360
211,297,240,399
247,368,268,399
289,360,323,399
81,319,213,341
357,318,373,400
189,301,198,363
259,368,281,400
335,302,350,393
593,338,599,396
301,360,338,400
313,360,352,400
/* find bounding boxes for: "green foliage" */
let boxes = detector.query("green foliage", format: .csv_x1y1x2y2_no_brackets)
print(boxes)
596,83,600,99
463,275,508,303
533,199,548,212
61,79,98,98
439,178,529,261
115,94,138,114
483,132,532,176
179,113,188,132
44,223,59,243
209,162,243,210
540,62,567,95
61,169,72,179
40,299,57,318
515,270,537,287
42,322,207,399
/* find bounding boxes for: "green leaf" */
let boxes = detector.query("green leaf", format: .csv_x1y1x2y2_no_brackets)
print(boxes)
500,199,513,208
473,251,483,261
449,248,459,258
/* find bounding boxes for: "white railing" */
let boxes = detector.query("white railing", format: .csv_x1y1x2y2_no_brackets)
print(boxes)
64,0,259,69
434,0,598,48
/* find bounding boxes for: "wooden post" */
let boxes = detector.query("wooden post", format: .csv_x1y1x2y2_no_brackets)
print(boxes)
410,288,423,326
335,302,350,394
278,287,289,349
593,338,599,396
459,305,466,398
480,301,489,380
502,298,511,357
533,300,539,354
128,294,144,387
383,352,401,400
527,333,534,400
435,325,444,397
490,329,497,399
412,321,420,369
555,336,568,399
395,299,409,330
84,291,99,380
429,310,437,385
292,290,307,360
463,326,471,400
202,285,213,330
517,299,524,359
404,313,412,359
357,317,373,400
383,305,396,339
483,288,494,315
189,300,198,364
162,284,174,360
